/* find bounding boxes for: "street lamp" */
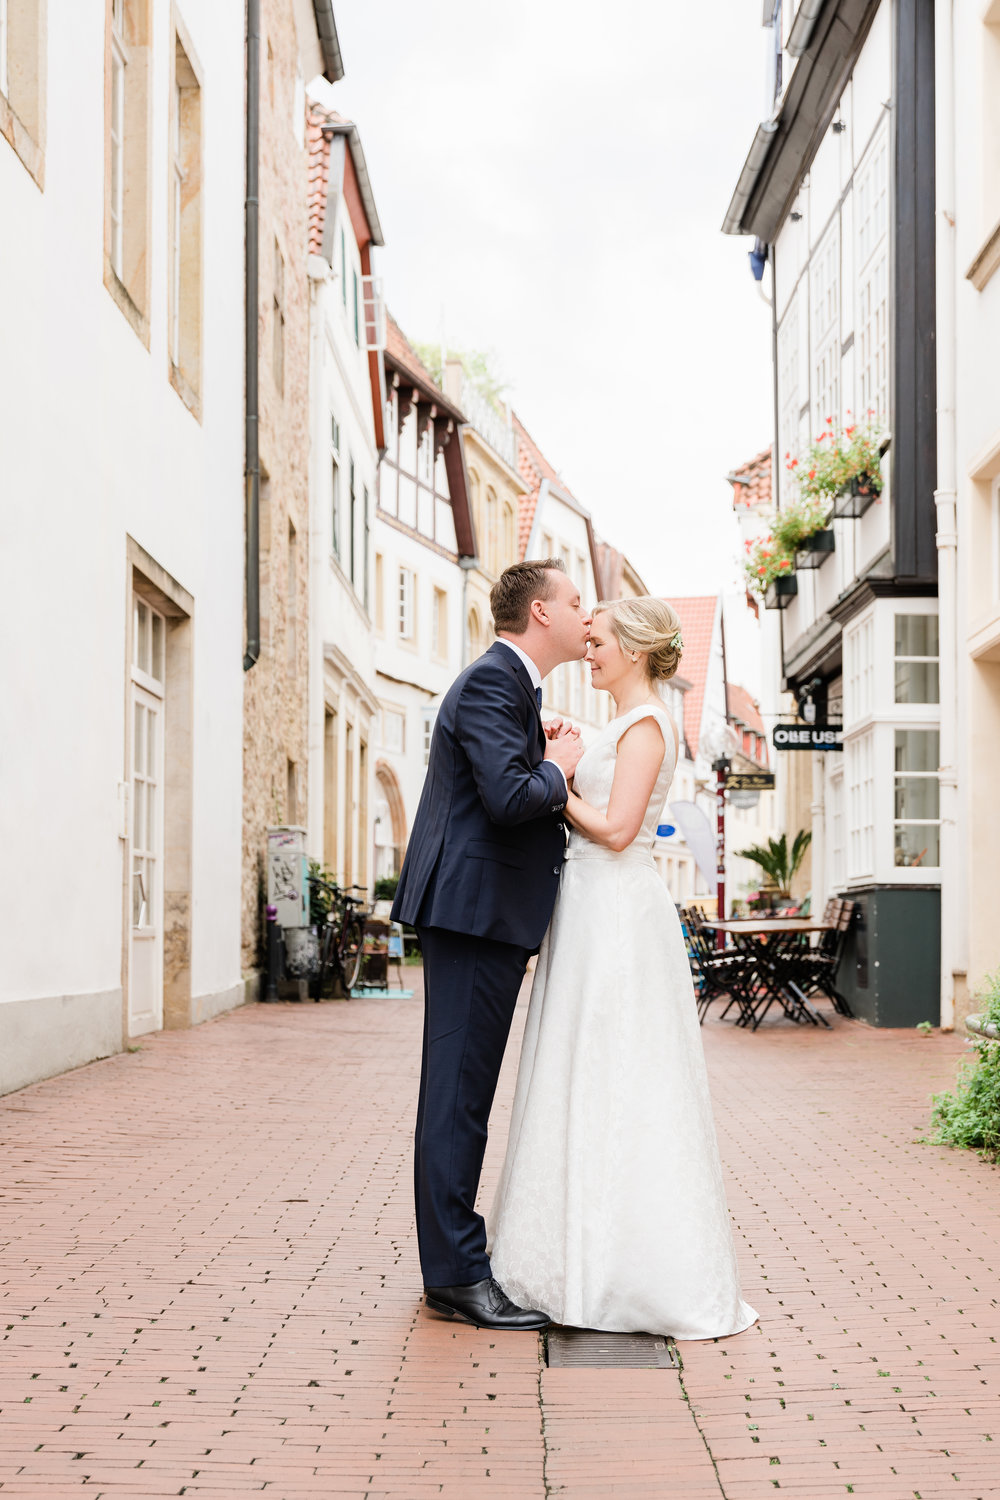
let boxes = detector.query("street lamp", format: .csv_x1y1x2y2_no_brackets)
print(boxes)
700,721,740,939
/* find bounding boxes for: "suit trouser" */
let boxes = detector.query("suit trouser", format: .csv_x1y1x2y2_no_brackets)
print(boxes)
414,925,531,1288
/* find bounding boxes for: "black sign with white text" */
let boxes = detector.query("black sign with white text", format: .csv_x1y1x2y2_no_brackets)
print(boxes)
726,772,776,790
772,723,843,751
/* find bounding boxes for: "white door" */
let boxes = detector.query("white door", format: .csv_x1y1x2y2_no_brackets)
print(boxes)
129,599,166,1036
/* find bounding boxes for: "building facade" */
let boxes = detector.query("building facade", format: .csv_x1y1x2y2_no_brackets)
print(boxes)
725,0,942,1024
0,0,248,1092
373,317,475,879
241,1,341,989
304,101,385,892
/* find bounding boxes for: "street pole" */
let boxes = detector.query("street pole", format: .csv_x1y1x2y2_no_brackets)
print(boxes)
714,757,729,948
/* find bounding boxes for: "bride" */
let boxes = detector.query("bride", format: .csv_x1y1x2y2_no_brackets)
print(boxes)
488,596,758,1340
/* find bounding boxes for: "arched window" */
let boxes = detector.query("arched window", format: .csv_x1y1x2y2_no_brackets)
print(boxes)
468,606,483,662
468,467,482,554
486,487,498,575
502,501,515,566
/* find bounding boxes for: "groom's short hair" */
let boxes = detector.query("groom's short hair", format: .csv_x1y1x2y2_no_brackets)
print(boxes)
491,558,565,634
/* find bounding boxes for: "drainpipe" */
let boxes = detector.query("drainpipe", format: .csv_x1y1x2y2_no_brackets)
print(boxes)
459,555,478,669
243,0,261,672
934,0,958,1030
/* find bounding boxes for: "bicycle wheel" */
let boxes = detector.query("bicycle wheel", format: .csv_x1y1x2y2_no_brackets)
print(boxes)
312,921,337,1000
339,916,365,993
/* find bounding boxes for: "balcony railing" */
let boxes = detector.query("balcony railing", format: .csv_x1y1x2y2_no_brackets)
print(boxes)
459,374,517,469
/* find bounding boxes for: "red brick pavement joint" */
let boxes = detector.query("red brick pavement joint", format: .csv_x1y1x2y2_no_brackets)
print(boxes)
1,968,997,1498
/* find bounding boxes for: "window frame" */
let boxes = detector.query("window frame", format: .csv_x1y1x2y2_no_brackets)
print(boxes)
330,414,341,560
398,566,415,642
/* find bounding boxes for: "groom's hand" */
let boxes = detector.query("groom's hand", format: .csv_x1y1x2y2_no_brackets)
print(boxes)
543,717,579,740
544,729,584,780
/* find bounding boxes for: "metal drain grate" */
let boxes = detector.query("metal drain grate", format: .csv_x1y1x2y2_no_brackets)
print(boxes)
545,1328,680,1369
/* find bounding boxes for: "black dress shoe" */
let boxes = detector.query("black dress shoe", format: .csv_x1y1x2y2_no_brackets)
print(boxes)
424,1277,550,1330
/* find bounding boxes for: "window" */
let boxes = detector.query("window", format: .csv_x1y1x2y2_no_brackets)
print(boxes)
502,502,515,565
330,415,341,559
485,488,498,573
894,729,940,868
846,728,875,878
843,613,874,726
110,4,125,277
422,708,436,766
856,129,890,421
105,0,151,332
169,31,202,411
348,459,356,585
829,770,845,890
374,553,384,631
432,587,447,659
340,227,347,307
777,296,800,468
286,520,297,674
352,267,360,346
811,224,839,431
379,708,405,753
272,238,285,393
398,567,414,640
133,595,165,685
0,0,7,98
2,0,46,184
286,758,298,825
419,423,434,484
894,614,939,703
362,487,370,610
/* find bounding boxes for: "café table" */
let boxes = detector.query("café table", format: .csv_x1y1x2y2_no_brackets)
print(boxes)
701,917,836,1030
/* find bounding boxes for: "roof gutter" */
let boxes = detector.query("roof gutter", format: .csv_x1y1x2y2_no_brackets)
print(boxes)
722,113,781,236
243,0,260,672
311,0,345,82
323,121,385,246
786,0,827,56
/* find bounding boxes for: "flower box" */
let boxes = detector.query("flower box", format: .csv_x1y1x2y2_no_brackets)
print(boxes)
833,474,878,519
764,575,797,610
794,528,835,569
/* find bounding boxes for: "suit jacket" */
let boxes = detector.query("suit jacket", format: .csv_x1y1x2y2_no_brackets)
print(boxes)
391,641,568,948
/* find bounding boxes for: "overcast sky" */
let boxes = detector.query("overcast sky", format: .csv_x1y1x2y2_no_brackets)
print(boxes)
327,0,774,597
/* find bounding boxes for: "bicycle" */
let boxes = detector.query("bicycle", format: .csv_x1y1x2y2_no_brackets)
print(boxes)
306,875,369,999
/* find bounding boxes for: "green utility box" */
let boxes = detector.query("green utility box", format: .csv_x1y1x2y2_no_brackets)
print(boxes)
835,885,940,1027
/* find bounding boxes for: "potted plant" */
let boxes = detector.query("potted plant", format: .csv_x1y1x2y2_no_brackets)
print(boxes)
792,415,887,520
744,534,798,608
734,830,812,901
771,490,835,571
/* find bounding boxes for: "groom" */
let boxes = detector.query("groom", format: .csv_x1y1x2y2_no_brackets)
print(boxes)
392,559,590,1330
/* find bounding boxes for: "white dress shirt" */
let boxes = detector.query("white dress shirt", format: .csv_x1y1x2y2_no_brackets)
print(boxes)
495,639,567,792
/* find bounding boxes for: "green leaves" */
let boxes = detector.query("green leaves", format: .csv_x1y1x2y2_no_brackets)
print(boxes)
930,970,1000,1160
734,831,812,895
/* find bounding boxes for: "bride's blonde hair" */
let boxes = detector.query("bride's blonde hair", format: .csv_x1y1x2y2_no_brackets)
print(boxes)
592,596,683,682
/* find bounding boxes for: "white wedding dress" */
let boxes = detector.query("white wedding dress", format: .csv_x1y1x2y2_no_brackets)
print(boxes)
488,704,758,1339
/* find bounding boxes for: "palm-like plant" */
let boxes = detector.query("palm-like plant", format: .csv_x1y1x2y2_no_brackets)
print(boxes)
735,830,812,897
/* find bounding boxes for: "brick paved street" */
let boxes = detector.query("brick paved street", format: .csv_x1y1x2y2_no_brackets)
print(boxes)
1,974,998,1499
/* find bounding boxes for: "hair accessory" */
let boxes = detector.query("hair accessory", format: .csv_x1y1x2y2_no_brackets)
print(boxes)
669,629,683,652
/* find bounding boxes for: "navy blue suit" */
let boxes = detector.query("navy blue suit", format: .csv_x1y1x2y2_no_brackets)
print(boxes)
391,641,568,1287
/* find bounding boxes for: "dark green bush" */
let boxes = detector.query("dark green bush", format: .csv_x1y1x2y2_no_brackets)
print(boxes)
930,972,1000,1161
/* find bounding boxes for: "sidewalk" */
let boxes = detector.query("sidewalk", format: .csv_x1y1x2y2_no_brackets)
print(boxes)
1,972,997,1499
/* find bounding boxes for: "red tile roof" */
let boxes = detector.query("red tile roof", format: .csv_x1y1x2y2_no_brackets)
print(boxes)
512,412,563,558
669,596,719,759
729,446,772,510
727,682,765,736
385,312,445,397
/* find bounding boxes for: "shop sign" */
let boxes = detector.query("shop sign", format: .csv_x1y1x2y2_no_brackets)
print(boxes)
726,772,776,790
772,724,843,751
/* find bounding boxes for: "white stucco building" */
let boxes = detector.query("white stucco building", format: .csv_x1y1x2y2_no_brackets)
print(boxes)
373,317,475,879
304,102,385,891
0,1,247,1092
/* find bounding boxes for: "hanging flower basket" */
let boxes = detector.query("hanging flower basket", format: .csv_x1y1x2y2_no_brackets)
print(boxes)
794,528,835,568
833,474,878,519
764,574,798,609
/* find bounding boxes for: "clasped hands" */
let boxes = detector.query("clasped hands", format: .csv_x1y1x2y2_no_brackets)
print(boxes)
543,717,584,781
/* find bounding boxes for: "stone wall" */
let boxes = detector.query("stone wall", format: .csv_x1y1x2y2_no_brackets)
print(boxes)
241,0,314,975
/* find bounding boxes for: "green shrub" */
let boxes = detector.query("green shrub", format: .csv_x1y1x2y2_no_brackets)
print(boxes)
930,972,1000,1160
373,874,399,902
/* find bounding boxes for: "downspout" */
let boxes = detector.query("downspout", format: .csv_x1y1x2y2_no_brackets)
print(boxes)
934,0,958,1029
243,0,261,671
